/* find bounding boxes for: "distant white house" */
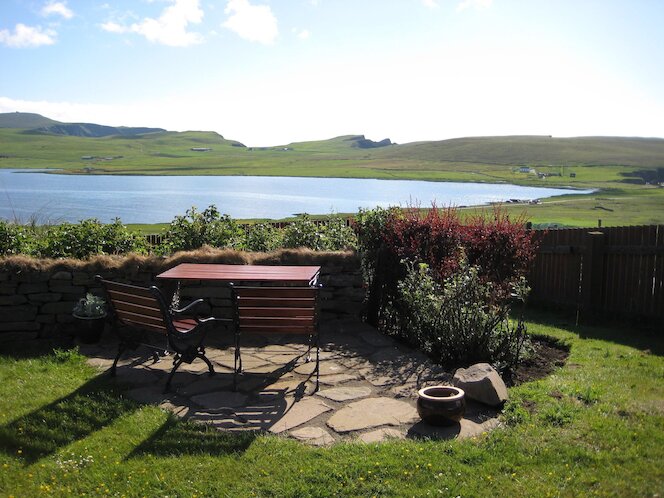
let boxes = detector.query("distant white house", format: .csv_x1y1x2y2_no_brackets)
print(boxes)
191,147,212,152
518,166,531,173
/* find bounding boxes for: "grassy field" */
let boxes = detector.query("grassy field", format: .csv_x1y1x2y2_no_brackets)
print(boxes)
0,311,662,497
2,128,664,227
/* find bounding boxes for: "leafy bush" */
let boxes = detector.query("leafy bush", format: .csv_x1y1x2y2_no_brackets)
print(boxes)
463,208,538,299
355,205,538,327
383,206,464,280
282,214,357,251
160,205,245,253
391,259,530,370
244,223,284,252
101,219,147,255
322,215,357,250
0,220,29,255
37,218,145,259
282,214,326,250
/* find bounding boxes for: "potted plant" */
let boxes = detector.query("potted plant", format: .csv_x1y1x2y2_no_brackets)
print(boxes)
73,292,107,344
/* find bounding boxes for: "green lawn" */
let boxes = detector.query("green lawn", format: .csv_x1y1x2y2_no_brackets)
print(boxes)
1,312,662,497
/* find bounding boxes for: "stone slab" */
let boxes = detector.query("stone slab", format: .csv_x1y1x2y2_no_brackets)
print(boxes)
294,360,345,376
409,417,501,440
191,391,248,409
317,386,372,402
359,330,395,347
358,428,405,443
269,398,332,434
327,397,418,433
290,427,335,446
318,373,361,386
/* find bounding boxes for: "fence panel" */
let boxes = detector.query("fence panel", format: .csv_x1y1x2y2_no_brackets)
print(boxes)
529,225,664,321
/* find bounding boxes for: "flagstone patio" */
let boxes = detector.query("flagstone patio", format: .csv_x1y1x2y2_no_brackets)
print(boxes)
79,318,501,446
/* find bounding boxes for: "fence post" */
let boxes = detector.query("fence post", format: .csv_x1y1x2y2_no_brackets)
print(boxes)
581,231,605,317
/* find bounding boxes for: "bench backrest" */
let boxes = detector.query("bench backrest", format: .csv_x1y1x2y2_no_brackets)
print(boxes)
231,285,319,335
97,277,169,334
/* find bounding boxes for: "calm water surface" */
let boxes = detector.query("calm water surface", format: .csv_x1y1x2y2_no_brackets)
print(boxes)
0,169,591,224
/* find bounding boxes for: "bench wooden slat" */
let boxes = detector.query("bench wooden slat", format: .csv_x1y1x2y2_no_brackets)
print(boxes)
116,309,167,332
239,316,314,327
103,280,155,298
107,289,160,309
173,318,197,332
238,307,315,318
113,300,163,319
237,297,315,308
238,325,315,334
235,287,317,299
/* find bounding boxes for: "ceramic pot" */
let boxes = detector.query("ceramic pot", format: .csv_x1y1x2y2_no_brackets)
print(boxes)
417,385,466,426
73,314,106,344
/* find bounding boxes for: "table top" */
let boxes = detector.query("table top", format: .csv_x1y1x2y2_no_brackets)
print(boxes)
156,263,321,285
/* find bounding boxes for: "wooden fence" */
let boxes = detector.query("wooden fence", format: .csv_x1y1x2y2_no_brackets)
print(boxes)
528,225,664,321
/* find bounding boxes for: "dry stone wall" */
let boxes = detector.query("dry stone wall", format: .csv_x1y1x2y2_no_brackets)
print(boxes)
0,249,364,343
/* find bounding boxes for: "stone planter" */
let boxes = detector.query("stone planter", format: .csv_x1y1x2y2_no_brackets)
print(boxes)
73,314,106,344
417,385,466,426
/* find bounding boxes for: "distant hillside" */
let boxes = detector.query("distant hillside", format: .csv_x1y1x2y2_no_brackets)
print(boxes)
0,112,60,129
343,135,393,149
380,135,664,168
0,112,164,137
27,122,165,138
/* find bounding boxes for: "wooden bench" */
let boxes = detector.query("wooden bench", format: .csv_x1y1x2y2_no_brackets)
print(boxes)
230,284,321,390
96,276,229,392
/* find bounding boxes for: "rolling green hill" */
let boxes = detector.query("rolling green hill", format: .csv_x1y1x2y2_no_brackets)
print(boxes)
0,112,59,129
0,112,164,138
1,112,663,226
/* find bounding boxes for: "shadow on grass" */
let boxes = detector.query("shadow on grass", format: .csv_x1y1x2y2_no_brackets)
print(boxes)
0,336,77,360
0,375,136,464
524,308,664,356
127,416,256,459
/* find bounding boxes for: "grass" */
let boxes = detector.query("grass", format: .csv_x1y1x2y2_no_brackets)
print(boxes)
1,312,662,497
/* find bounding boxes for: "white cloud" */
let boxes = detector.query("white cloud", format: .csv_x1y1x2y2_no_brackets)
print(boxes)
0,24,57,48
457,0,493,11
41,1,74,20
422,0,439,8
295,28,310,40
102,0,204,47
223,0,278,45
100,21,127,34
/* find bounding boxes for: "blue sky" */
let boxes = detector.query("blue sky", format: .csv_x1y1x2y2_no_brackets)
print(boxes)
1,0,663,146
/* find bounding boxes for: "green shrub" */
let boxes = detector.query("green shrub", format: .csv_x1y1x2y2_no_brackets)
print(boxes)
0,220,28,255
323,215,357,250
244,223,284,252
282,214,356,251
101,219,147,255
391,259,530,371
282,214,325,250
160,205,245,253
355,205,538,327
37,218,145,259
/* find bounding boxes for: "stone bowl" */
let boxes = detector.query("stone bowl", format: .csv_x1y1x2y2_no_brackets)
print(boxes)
417,385,466,426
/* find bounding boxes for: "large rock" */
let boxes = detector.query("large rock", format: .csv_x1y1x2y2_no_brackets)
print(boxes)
453,363,508,407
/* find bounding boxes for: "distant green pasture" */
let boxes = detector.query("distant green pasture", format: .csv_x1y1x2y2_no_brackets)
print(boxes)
2,129,663,226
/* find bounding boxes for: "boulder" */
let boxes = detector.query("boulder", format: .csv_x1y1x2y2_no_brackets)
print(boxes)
453,363,508,407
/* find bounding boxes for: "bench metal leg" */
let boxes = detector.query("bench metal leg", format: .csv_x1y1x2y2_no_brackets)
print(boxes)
233,330,242,391
165,354,184,393
314,331,320,392
111,342,128,377
198,350,215,376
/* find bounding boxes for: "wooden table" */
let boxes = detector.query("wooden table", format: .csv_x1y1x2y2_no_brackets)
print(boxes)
156,263,321,286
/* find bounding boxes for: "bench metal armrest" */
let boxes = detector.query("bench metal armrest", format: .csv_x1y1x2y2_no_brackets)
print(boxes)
171,298,205,315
